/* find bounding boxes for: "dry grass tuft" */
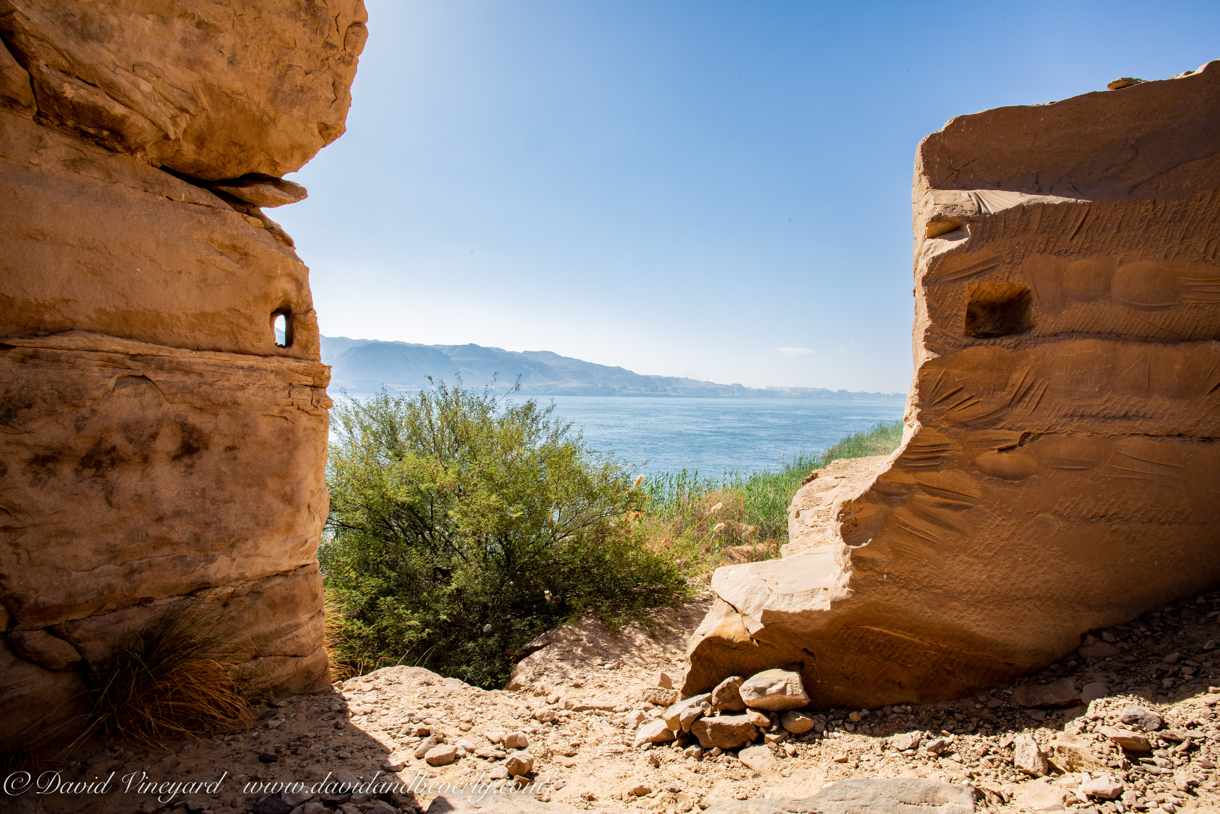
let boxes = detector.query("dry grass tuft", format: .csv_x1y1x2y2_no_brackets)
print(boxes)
87,603,252,748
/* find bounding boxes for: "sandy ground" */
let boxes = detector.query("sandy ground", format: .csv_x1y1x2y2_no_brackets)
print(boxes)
8,586,1220,814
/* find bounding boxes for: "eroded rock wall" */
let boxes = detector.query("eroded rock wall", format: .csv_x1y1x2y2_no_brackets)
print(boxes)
684,61,1220,709
0,0,366,748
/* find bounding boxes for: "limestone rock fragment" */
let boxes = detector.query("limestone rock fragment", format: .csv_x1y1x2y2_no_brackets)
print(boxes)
690,714,757,750
633,718,676,747
711,675,747,711
5,629,82,672
1012,679,1081,708
739,669,809,711
1013,733,1048,777
684,60,1220,708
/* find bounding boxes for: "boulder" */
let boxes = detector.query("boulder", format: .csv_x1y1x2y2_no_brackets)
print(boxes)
684,60,1220,708
739,669,809,711
690,714,758,750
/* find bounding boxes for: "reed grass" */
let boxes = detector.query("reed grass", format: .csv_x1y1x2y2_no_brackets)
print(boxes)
639,420,903,575
85,603,253,748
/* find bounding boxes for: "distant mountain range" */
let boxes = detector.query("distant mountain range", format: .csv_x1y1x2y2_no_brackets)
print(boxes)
320,335,904,400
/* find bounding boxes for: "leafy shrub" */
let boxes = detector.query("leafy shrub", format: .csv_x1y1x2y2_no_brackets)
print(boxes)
321,381,688,687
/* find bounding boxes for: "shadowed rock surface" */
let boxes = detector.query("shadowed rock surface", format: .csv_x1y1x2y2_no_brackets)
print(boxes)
685,60,1220,708
0,0,366,749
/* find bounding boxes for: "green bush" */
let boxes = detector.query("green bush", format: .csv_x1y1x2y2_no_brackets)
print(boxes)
321,381,688,687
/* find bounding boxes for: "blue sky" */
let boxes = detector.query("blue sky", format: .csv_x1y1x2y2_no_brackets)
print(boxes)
276,1,1220,392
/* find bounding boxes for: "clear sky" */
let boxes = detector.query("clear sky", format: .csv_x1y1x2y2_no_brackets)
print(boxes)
276,1,1219,393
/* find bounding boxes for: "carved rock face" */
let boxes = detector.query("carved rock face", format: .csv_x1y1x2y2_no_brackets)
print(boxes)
0,1,362,748
685,60,1220,708
0,0,368,180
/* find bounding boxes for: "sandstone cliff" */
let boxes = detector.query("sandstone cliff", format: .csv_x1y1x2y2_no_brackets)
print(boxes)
0,0,366,748
685,61,1220,708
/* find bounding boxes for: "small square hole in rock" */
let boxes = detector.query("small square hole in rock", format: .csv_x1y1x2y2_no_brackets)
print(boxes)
964,283,1033,338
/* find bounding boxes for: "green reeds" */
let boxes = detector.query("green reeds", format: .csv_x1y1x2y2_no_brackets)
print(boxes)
639,420,903,574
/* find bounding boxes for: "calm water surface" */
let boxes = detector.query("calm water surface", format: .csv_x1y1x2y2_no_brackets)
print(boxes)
337,393,904,477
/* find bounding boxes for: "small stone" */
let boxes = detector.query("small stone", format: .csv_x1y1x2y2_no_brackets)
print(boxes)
780,710,814,734
546,694,560,705
690,714,758,750
503,732,529,749
1050,734,1106,773
1013,733,1049,777
381,755,406,772
257,753,278,764
738,669,809,711
1012,678,1081,708
1081,775,1124,799
1078,641,1121,660
629,783,651,797
504,751,534,777
656,671,674,689
622,710,647,728
745,708,770,728
710,676,747,712
663,694,711,732
1172,769,1200,792
485,730,505,745
737,745,777,775
891,731,922,751
489,765,508,780
925,737,952,756
1106,77,1143,90
1119,704,1163,732
684,745,703,759
1163,652,1182,664
424,745,457,766
251,796,293,814
1081,681,1109,704
642,687,679,706
533,708,556,723
848,711,862,723
413,736,438,759
634,718,677,747
1099,726,1152,752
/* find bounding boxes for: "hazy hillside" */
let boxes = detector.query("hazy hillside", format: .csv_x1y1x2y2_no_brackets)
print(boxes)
320,336,904,399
